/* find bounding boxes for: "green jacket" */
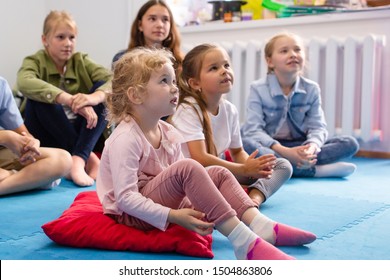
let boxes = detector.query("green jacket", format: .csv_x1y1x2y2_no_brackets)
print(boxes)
17,50,112,104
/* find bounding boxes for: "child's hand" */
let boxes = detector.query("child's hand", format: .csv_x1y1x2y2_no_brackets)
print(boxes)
296,144,317,169
20,132,40,154
303,143,321,156
2,131,40,158
19,149,38,165
168,208,214,236
244,152,276,179
1,131,41,165
70,93,101,113
19,132,41,165
279,146,316,169
77,106,98,129
256,154,277,171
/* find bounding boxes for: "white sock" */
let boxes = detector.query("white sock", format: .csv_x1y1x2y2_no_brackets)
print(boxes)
227,222,257,260
315,162,356,178
249,213,275,243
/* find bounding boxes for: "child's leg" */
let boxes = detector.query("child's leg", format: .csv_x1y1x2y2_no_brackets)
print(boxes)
24,99,96,186
248,158,292,206
114,159,239,231
316,136,359,165
85,152,100,180
0,168,15,182
24,99,78,150
70,104,106,186
139,159,294,259
206,165,316,246
0,147,71,196
313,136,359,177
141,159,238,227
72,103,107,162
68,155,95,187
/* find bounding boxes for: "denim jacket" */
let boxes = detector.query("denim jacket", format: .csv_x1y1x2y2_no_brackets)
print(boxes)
241,73,328,148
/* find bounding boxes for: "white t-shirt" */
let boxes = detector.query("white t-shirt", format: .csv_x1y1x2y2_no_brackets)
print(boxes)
171,97,242,158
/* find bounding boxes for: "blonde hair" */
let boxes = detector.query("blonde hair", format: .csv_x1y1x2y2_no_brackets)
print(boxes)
106,47,174,126
172,43,224,156
43,10,77,37
264,32,305,74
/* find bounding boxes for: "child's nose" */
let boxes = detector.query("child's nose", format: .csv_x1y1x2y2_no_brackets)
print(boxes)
156,19,164,27
171,84,178,93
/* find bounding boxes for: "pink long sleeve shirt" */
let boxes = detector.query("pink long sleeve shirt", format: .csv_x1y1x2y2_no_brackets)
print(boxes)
96,118,184,231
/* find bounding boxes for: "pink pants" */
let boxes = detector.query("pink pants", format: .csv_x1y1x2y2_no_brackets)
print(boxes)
113,158,257,230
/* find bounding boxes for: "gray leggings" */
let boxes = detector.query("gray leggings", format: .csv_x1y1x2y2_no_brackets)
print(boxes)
245,158,292,201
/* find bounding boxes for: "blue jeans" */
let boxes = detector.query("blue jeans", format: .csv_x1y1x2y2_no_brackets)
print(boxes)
24,87,107,162
242,136,359,177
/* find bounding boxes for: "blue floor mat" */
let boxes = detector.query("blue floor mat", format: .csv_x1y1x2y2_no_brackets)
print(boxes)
1,157,389,260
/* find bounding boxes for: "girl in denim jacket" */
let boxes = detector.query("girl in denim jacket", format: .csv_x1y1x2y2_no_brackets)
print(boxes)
241,32,359,178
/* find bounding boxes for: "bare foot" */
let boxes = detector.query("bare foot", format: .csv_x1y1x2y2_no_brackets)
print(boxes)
70,156,94,187
248,188,265,208
85,152,100,180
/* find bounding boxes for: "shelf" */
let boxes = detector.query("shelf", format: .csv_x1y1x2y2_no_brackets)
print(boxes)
180,6,390,34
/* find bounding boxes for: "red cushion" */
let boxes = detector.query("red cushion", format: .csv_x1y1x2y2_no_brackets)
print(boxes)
42,191,214,258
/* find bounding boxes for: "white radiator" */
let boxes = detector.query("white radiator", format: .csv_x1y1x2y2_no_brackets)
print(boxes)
182,34,385,142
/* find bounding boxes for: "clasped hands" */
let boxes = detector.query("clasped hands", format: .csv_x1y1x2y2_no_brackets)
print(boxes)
295,143,320,169
244,150,277,179
6,131,41,165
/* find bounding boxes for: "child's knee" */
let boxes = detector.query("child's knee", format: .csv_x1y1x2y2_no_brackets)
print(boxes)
206,165,233,181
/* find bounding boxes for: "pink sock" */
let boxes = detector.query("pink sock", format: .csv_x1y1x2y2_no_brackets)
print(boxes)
249,214,317,246
228,222,295,260
247,238,295,260
273,223,317,246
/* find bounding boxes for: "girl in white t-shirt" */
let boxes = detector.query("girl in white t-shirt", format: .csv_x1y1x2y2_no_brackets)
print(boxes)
170,44,293,208
97,47,316,260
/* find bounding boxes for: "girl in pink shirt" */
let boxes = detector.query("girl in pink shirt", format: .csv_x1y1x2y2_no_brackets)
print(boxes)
96,47,316,260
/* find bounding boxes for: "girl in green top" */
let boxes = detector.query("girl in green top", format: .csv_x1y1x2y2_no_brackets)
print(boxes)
17,10,112,187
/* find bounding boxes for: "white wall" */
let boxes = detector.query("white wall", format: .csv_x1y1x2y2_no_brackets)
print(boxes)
0,0,148,86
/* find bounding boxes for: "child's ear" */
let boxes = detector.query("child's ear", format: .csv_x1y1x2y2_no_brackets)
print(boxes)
42,35,48,47
126,87,143,104
266,57,273,69
188,78,201,91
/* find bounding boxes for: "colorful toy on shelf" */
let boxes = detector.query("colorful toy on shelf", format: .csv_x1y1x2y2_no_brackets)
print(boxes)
208,1,248,21
261,0,347,18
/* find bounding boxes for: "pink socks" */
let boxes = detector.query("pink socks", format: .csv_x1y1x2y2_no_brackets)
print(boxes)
228,222,295,260
273,223,317,246
249,213,316,246
226,213,316,260
246,238,295,260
